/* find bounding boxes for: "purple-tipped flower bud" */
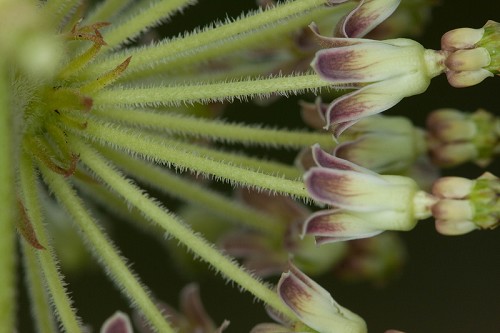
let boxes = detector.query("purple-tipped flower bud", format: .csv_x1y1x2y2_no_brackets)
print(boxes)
100,312,133,333
303,148,437,243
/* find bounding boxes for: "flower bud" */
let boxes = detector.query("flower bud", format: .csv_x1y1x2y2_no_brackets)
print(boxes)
334,233,406,286
441,27,484,51
426,108,500,167
304,148,437,243
442,21,499,87
334,115,426,174
431,173,499,235
432,177,474,199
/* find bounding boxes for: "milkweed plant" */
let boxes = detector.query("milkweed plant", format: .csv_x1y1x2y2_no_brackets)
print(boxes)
1,0,498,332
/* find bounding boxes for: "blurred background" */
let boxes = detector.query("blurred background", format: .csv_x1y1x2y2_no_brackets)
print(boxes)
19,1,499,332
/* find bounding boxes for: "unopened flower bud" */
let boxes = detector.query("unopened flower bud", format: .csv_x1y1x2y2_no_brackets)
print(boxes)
442,20,499,87
304,148,437,243
431,173,499,235
441,27,484,51
432,177,474,199
426,108,500,167
334,233,406,286
334,115,427,174
445,48,491,72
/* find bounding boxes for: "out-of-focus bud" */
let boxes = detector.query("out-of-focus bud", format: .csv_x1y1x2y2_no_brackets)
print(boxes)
219,189,348,277
442,20,499,87
334,232,407,286
432,173,499,235
334,115,427,174
0,0,62,79
426,108,500,167
133,284,229,333
100,312,133,333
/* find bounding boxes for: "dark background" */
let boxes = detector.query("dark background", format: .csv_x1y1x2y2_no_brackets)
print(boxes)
20,1,499,332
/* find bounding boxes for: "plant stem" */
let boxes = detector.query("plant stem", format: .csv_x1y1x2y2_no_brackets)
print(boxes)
89,0,333,75
93,108,334,149
40,163,176,333
91,115,301,178
94,73,332,106
102,0,196,48
73,140,298,322
0,67,16,333
101,146,284,234
83,0,134,24
72,120,310,199
120,2,354,81
21,240,58,333
121,2,353,81
19,153,83,333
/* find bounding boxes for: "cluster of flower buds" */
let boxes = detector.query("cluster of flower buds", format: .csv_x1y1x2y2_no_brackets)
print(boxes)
426,108,500,167
432,173,499,235
442,20,500,87
308,3,498,137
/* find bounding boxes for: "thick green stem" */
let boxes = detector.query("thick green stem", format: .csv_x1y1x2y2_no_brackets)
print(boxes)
71,119,310,199
40,164,176,333
73,140,298,321
0,67,16,333
93,108,334,149
19,153,84,333
94,73,332,106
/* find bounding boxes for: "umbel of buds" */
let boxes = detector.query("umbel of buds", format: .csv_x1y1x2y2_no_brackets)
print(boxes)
442,20,500,87
432,173,500,235
426,108,500,167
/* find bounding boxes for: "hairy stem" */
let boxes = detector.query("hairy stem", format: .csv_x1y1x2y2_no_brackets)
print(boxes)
71,120,310,199
94,73,332,106
89,0,334,75
101,146,284,234
20,153,84,333
21,240,58,333
93,108,334,149
83,0,134,24
102,0,197,48
121,2,354,81
73,140,298,321
87,115,302,178
40,164,176,333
